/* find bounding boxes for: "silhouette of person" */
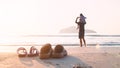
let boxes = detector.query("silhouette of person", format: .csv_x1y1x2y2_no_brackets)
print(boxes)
75,13,86,47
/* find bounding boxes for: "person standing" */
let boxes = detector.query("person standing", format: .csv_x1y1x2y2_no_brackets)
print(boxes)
75,13,86,47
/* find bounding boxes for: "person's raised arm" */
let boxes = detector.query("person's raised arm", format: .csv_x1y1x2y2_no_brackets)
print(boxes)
75,17,80,23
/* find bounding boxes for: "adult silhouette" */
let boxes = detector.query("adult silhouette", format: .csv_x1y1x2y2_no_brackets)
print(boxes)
75,13,86,47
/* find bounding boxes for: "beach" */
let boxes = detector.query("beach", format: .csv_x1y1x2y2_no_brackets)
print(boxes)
0,45,120,68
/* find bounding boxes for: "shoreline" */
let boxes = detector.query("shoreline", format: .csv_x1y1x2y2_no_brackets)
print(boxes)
0,45,120,52
0,43,120,46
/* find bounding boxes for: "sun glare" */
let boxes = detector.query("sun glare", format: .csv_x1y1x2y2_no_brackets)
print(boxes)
96,44,100,49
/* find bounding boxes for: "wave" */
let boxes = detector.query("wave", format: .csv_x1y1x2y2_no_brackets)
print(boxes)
23,34,120,37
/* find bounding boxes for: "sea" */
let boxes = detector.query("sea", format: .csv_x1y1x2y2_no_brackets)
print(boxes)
0,33,120,46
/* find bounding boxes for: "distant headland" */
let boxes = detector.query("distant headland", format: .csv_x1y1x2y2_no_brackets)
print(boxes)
59,26,97,33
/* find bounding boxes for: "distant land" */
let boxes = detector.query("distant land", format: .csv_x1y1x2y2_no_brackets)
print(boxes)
59,26,96,33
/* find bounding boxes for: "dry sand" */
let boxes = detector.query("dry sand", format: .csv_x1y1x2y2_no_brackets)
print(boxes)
0,46,120,68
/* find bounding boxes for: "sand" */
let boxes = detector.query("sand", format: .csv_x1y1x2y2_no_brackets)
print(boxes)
0,46,120,68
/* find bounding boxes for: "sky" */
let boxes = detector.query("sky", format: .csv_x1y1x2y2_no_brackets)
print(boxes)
0,0,120,35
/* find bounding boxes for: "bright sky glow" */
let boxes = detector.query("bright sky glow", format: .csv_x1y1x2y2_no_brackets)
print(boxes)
0,0,120,35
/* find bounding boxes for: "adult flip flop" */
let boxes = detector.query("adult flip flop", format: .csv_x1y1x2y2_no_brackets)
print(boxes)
52,44,67,58
39,43,53,59
17,47,27,57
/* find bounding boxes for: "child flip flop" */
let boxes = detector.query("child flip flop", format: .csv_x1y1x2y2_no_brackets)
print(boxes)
28,46,39,57
17,47,27,57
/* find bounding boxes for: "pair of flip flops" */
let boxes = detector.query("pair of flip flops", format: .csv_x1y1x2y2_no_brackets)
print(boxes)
17,46,39,57
39,43,67,59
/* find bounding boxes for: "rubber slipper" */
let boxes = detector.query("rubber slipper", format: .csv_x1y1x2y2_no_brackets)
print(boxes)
17,47,27,57
39,43,53,59
28,46,39,57
52,44,67,58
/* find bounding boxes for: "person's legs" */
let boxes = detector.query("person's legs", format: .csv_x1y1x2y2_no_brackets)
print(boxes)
81,24,86,47
79,23,86,47
78,27,82,47
83,38,86,47
80,38,82,47
79,32,83,47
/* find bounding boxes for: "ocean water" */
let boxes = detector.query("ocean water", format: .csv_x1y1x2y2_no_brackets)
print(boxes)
0,33,120,46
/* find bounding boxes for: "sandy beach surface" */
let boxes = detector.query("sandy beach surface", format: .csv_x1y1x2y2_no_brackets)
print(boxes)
0,45,120,68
